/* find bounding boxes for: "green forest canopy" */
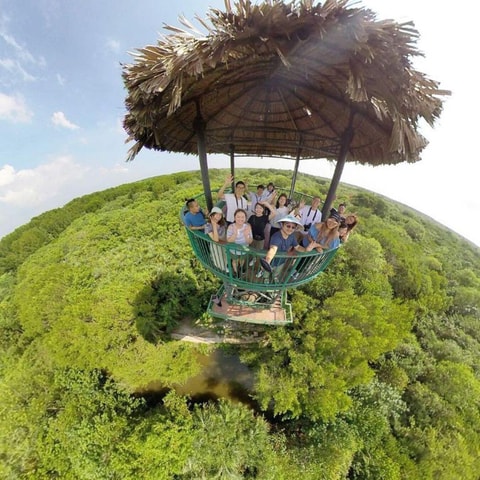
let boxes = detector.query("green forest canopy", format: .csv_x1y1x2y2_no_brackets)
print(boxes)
1,168,479,479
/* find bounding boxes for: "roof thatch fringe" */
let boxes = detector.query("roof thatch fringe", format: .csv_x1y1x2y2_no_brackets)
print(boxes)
123,0,449,165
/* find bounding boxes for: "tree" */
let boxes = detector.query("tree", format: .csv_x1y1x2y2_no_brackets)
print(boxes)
249,289,413,421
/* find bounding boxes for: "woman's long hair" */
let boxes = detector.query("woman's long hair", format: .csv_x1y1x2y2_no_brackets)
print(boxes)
207,213,225,227
345,214,358,232
314,221,339,247
276,193,288,208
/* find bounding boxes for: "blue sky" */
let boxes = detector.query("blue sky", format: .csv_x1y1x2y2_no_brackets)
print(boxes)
1,0,479,247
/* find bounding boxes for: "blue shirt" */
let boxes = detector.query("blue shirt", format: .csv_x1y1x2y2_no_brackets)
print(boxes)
302,223,340,249
270,231,298,266
184,210,206,228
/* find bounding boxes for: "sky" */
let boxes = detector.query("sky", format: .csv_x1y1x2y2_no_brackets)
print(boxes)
1,0,479,247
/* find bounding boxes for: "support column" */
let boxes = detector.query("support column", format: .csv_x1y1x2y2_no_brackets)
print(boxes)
193,114,213,211
229,144,235,191
289,148,302,200
322,115,355,220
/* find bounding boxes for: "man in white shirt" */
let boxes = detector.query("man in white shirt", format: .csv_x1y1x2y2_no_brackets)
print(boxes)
217,174,250,224
296,196,322,234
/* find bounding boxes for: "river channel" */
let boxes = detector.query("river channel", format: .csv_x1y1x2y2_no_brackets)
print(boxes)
140,348,257,408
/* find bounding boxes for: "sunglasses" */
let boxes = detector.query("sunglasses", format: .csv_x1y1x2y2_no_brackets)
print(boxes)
283,223,296,229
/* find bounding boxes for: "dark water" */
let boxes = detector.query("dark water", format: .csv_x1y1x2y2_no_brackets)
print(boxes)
139,349,257,408
176,349,254,401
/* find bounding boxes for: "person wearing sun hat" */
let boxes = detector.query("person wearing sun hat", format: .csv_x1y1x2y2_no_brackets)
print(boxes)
258,215,320,278
205,206,229,272
205,206,226,242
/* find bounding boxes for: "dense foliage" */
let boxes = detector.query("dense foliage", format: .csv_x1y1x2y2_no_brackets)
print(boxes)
1,169,479,479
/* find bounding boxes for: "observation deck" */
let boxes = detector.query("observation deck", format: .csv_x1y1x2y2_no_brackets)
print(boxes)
182,193,338,324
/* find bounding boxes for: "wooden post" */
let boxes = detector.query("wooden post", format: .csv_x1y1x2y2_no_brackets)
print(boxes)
193,114,213,211
322,115,355,220
289,147,302,201
230,144,235,191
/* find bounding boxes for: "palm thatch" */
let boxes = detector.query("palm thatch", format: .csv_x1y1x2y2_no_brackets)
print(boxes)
122,0,448,166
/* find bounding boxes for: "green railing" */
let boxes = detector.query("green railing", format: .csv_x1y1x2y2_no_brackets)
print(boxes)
182,192,338,292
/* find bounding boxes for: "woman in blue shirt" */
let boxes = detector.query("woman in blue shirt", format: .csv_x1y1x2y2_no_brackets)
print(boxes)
302,211,341,251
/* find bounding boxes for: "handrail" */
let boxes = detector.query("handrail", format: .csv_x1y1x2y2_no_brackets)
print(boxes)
184,227,338,291
182,188,339,291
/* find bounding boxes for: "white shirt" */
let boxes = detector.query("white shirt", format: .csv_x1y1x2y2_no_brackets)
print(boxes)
224,193,249,223
270,206,290,228
299,205,321,227
248,190,273,213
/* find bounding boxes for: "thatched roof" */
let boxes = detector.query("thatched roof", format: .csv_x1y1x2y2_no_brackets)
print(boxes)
122,0,449,165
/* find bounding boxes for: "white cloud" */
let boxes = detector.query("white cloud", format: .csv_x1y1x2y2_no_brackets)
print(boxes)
0,14,45,66
56,73,66,86
0,58,15,72
0,31,32,63
0,157,151,239
114,116,125,134
0,157,90,207
0,164,15,186
0,157,90,238
0,92,33,122
107,163,129,174
51,111,79,130
106,38,120,53
0,58,36,83
0,15,44,84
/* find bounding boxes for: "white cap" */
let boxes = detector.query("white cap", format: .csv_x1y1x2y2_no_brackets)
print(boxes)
277,214,302,226
209,206,224,216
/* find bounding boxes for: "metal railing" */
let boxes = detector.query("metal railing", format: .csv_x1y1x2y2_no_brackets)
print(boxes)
182,191,338,292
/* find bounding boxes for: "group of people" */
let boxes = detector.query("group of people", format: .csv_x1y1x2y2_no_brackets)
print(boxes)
183,175,358,278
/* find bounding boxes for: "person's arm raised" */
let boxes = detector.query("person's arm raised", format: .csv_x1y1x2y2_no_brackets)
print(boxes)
260,200,277,220
217,174,233,201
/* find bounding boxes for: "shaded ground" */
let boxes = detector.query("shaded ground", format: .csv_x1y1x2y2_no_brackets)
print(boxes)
171,317,266,344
